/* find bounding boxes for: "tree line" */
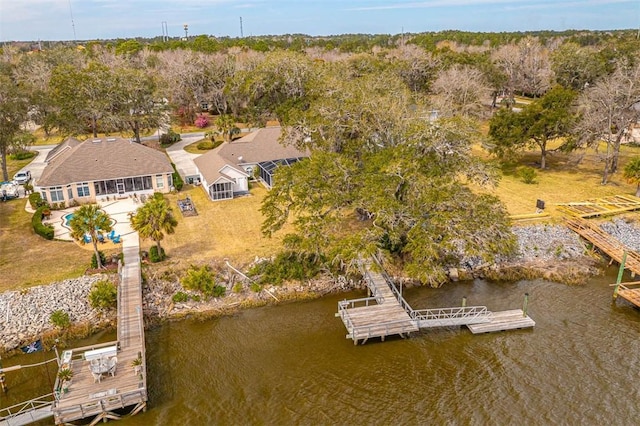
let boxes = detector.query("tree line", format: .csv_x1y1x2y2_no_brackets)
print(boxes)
2,30,640,284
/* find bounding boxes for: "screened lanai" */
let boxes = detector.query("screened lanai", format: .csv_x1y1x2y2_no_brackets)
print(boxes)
257,157,306,188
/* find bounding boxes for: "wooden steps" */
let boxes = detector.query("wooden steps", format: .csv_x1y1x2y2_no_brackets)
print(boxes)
467,310,535,334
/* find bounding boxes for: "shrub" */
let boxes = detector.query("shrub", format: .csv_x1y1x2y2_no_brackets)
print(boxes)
149,246,166,263
249,282,262,293
519,167,538,184
181,265,226,298
28,192,46,209
172,291,189,303
194,114,209,128
88,280,117,310
50,310,71,328
196,140,215,150
10,150,36,160
248,251,322,285
171,163,184,191
32,207,54,240
91,251,107,269
160,129,182,146
232,283,243,293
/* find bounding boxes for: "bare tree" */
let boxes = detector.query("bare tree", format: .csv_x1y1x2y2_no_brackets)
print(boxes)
575,61,640,184
431,65,492,118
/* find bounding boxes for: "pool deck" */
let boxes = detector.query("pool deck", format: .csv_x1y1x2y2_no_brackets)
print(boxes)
41,198,138,243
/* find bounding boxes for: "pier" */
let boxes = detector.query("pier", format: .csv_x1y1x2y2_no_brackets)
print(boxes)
336,259,534,344
51,235,147,425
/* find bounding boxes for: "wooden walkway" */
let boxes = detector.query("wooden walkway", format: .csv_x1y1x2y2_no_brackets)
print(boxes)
557,195,640,218
337,260,534,344
51,234,147,425
566,217,640,308
0,393,54,426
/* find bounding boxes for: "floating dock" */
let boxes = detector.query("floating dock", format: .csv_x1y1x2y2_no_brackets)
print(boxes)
337,259,534,344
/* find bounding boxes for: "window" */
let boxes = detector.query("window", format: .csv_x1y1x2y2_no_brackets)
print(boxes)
77,182,90,197
155,175,164,189
41,191,47,202
67,185,73,200
210,182,233,200
50,186,64,202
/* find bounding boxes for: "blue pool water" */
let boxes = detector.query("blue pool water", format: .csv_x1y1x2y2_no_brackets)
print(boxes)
63,212,116,228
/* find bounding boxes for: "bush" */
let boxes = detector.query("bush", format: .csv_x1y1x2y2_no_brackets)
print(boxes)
196,140,215,150
232,283,243,293
88,280,117,310
172,291,190,303
181,265,226,298
194,114,209,128
159,129,182,146
32,207,54,240
519,166,538,184
10,150,36,160
248,251,322,285
50,310,71,328
28,192,46,209
149,245,166,263
250,282,262,293
91,251,107,269
171,163,184,191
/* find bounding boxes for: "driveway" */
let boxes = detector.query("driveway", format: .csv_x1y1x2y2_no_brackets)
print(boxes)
164,133,204,183
9,144,57,198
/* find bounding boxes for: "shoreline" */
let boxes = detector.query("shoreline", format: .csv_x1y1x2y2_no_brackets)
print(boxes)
2,219,638,357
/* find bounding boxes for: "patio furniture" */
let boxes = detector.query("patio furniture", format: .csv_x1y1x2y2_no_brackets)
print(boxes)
97,234,105,243
107,230,116,240
108,357,118,377
112,235,121,244
83,234,91,243
88,365,102,383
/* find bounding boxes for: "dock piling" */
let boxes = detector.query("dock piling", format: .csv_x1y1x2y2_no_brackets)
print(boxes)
523,293,529,317
613,251,628,300
462,296,466,308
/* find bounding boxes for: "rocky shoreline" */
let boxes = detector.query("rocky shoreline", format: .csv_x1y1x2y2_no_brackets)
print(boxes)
2,220,638,354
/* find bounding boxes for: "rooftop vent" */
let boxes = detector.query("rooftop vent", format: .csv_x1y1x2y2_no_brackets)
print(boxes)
92,139,101,143
238,156,244,163
106,138,116,142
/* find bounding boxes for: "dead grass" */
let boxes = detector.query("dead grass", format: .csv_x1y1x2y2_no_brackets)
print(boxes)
0,200,96,291
478,143,640,219
140,184,291,271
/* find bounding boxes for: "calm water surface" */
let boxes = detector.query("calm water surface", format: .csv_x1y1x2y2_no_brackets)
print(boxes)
2,268,640,425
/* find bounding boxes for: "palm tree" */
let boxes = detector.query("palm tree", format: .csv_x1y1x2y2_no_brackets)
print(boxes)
623,157,640,197
130,193,178,257
69,204,113,269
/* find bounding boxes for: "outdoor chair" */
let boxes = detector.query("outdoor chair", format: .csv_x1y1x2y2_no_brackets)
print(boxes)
112,235,121,244
108,357,117,377
97,234,105,243
107,230,116,240
83,234,91,243
88,366,101,383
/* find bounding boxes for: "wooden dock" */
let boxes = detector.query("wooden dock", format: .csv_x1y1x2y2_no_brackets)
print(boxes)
51,234,147,425
467,310,536,334
557,194,640,218
337,259,534,344
567,217,640,308
337,268,418,344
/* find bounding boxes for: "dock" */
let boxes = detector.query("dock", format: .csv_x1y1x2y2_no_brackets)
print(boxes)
567,217,640,308
556,194,640,218
467,310,536,334
51,234,147,425
337,258,534,344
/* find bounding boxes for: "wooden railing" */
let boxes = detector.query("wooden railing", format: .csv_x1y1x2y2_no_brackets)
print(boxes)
53,389,147,424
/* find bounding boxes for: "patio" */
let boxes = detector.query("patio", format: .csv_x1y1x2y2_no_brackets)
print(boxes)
42,198,139,244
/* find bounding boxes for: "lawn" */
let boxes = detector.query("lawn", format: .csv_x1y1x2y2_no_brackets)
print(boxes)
477,142,640,219
0,200,95,291
138,184,291,271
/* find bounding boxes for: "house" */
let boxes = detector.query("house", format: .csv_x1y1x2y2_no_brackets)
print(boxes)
37,137,174,206
193,126,308,201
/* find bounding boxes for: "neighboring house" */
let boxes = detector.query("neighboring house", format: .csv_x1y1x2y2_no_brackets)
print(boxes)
37,137,174,206
194,126,308,201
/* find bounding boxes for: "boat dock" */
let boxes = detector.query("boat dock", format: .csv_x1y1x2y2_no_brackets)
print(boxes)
51,235,147,425
336,259,535,344
566,217,640,308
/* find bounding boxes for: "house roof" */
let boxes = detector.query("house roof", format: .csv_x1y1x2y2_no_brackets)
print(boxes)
194,126,309,186
37,138,174,187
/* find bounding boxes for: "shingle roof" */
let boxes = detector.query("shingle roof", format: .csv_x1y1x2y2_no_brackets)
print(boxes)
37,138,174,187
194,127,309,185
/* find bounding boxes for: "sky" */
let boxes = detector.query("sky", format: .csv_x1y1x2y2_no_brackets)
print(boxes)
0,0,639,42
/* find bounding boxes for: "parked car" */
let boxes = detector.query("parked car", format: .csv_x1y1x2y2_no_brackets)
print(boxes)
1,182,19,200
13,170,31,185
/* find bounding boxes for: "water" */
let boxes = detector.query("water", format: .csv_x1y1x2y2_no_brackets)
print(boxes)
3,269,640,425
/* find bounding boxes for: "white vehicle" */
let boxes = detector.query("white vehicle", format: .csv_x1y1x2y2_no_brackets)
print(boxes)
1,182,19,200
13,170,31,185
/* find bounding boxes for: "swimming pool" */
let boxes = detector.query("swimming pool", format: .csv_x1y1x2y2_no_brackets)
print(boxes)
63,212,116,229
